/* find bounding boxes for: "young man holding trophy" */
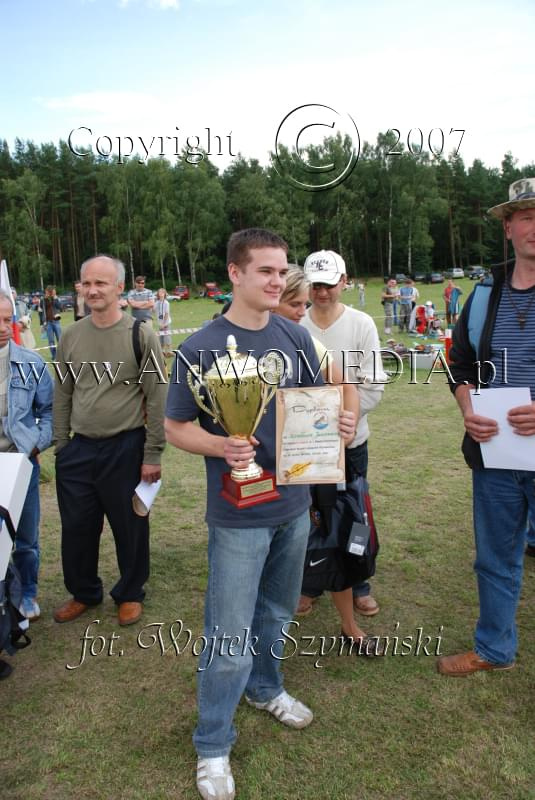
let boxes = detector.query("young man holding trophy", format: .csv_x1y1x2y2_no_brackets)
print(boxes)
165,229,356,800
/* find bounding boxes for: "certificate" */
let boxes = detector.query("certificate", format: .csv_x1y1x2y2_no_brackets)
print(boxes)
275,386,345,485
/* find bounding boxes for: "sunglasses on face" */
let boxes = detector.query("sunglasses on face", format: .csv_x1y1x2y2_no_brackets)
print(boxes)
311,282,337,291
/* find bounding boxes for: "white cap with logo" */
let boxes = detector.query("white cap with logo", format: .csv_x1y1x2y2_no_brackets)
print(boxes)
303,250,346,286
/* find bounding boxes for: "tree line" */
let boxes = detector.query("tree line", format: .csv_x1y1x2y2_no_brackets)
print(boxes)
0,132,532,292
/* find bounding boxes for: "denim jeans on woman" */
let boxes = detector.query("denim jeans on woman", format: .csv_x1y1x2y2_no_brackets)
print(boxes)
472,468,535,665
193,509,310,758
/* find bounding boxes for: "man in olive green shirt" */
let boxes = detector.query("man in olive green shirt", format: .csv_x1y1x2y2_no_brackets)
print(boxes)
53,255,166,627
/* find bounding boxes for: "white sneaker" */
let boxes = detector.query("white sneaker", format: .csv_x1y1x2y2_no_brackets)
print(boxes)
245,690,313,729
19,597,40,620
196,756,235,800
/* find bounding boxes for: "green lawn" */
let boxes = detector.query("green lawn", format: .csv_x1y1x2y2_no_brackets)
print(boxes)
3,280,535,800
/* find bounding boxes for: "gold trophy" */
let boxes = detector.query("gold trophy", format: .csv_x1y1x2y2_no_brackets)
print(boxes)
187,334,282,507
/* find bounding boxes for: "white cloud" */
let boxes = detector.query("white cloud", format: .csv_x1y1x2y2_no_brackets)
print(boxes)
119,0,180,8
40,90,164,116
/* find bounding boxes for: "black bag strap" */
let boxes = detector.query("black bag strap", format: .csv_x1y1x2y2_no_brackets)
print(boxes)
0,506,16,542
132,319,143,368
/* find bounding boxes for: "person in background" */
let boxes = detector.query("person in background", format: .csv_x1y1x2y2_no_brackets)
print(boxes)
381,278,399,335
18,315,35,349
11,289,28,321
391,278,400,327
443,279,461,325
358,282,366,308
155,287,173,358
43,285,61,359
398,278,415,332
128,275,154,323
0,288,53,620
74,280,90,321
448,284,463,324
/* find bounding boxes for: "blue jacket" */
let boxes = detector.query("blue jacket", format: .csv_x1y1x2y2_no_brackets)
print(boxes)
2,341,53,456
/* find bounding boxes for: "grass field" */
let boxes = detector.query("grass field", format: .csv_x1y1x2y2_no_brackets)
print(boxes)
3,278,535,800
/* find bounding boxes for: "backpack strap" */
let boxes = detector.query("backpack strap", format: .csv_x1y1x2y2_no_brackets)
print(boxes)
0,506,16,542
132,319,142,368
467,277,494,358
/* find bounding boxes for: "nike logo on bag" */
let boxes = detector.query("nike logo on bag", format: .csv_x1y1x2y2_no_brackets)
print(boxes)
309,558,327,567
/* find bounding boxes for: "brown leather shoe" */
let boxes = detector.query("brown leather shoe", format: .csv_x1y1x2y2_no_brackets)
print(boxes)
437,650,515,676
53,598,91,623
118,601,143,626
353,595,380,616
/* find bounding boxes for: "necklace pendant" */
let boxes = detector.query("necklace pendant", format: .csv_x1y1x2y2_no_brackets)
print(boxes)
519,314,525,329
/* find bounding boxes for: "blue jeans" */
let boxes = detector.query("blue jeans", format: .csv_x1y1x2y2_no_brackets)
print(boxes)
193,509,310,758
472,468,535,665
46,320,61,359
12,458,40,600
527,513,535,546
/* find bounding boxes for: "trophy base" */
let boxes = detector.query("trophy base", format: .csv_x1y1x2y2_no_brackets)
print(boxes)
221,469,280,508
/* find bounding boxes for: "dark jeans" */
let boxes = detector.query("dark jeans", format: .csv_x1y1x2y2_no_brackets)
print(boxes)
304,441,372,599
55,427,149,605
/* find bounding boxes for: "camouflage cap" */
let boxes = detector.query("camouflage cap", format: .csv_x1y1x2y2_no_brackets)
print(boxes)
488,177,535,219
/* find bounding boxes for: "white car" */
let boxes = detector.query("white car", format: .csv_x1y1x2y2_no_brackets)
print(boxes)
451,268,464,278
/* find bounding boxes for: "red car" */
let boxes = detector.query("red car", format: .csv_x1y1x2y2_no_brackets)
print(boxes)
204,282,221,298
173,285,190,299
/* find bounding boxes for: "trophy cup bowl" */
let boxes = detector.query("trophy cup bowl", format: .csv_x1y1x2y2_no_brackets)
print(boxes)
187,334,281,507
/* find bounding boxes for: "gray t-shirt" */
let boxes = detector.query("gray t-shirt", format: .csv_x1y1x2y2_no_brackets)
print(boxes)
166,313,323,528
128,288,154,322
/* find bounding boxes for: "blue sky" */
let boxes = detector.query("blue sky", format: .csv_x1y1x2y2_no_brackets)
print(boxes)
2,0,534,171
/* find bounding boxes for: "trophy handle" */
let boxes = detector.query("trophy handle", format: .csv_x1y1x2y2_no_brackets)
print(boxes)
186,367,218,422
251,382,278,434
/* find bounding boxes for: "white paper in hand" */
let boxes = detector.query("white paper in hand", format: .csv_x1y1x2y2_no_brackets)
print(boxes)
470,387,535,470
132,479,162,516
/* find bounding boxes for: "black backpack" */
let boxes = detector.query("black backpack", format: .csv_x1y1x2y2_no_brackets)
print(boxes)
301,476,380,594
0,509,31,656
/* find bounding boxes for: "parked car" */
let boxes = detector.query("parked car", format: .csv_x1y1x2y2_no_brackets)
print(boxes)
214,291,233,304
203,282,221,298
444,267,465,279
412,271,427,282
57,293,74,311
422,272,444,284
173,285,190,299
466,266,488,280
395,273,409,282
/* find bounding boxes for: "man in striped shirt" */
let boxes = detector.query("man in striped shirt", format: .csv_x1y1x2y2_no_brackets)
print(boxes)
438,178,535,676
